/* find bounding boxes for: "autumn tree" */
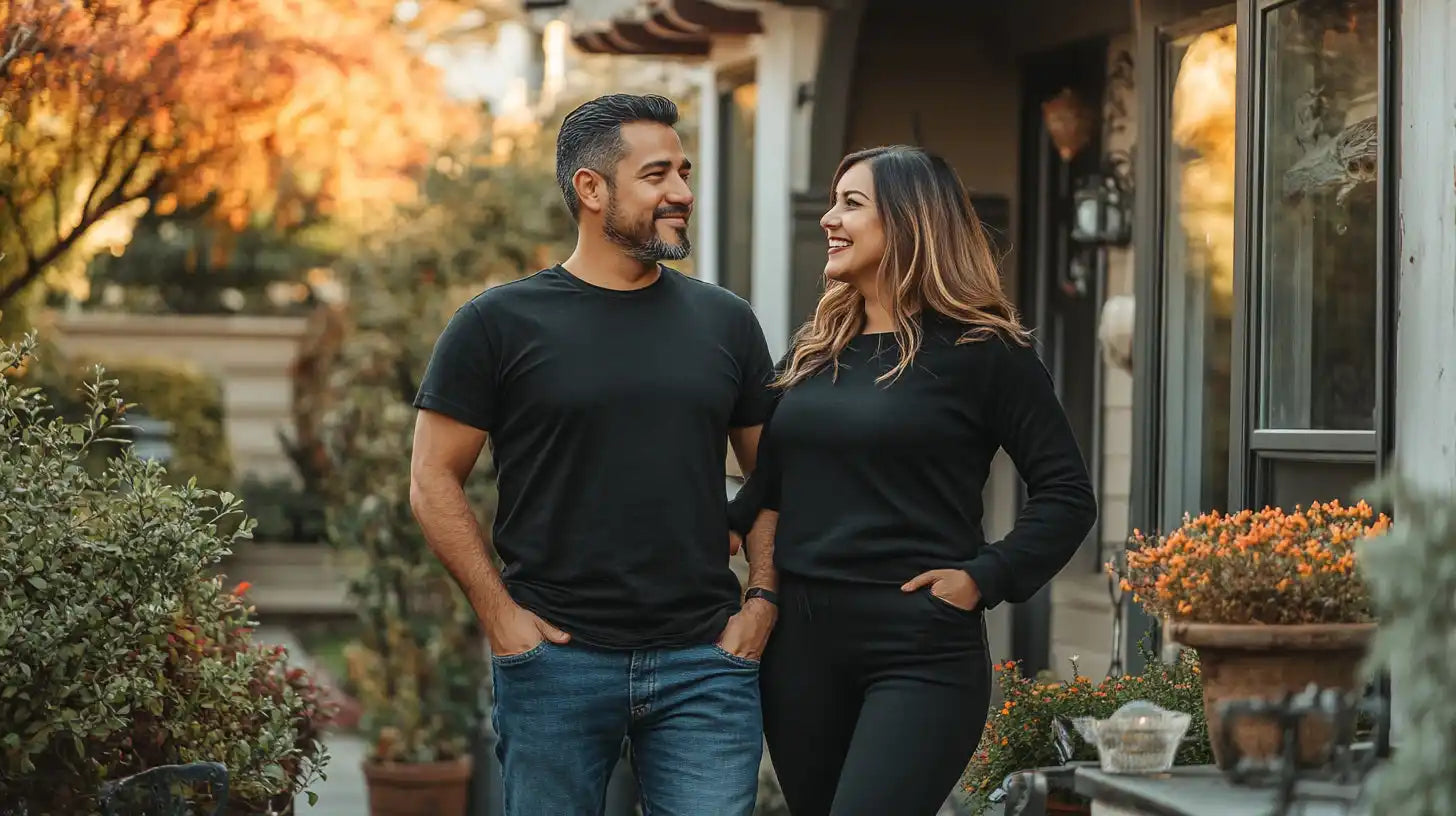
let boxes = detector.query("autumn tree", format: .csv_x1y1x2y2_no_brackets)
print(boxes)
0,0,474,310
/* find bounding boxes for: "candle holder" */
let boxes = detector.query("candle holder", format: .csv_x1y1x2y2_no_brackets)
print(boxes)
1073,700,1191,775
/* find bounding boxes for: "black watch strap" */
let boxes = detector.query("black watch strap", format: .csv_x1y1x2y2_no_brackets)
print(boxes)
744,586,779,606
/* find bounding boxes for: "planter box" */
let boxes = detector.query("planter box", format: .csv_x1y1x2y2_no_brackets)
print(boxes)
218,541,355,617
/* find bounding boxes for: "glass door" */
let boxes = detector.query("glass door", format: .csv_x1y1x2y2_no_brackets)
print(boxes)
1127,0,1240,672
1158,15,1239,529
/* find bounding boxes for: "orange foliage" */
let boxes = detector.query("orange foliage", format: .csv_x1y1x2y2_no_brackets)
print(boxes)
0,0,475,302
1111,501,1391,625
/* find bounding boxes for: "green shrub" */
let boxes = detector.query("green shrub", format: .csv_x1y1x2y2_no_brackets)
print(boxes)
960,645,1211,815
24,348,233,491
101,359,234,491
1359,476,1456,816
0,333,329,813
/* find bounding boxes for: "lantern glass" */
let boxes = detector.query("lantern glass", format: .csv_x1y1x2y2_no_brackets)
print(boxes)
1073,185,1104,243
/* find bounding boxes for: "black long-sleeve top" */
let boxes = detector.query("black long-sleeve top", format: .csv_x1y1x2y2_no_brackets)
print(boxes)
729,313,1097,610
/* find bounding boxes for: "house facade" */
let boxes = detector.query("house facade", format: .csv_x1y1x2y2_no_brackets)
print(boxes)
526,0,1456,678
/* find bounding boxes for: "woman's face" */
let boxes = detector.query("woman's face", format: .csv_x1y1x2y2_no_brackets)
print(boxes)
820,160,886,285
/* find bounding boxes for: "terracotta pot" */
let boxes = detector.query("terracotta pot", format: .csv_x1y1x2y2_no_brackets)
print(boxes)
1169,621,1375,770
362,756,473,816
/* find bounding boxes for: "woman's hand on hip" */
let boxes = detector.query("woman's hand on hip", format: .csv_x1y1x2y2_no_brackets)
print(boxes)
901,569,981,612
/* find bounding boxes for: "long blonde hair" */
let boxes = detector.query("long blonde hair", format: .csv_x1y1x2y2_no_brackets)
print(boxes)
774,145,1029,388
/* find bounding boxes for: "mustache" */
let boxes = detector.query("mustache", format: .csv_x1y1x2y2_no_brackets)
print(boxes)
654,206,690,220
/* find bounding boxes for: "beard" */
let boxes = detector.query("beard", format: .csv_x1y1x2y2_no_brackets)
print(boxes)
603,198,692,263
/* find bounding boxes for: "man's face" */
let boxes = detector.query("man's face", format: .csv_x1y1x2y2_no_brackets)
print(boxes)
601,121,694,263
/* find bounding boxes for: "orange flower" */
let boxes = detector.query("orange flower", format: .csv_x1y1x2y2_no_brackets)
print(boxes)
232,581,252,596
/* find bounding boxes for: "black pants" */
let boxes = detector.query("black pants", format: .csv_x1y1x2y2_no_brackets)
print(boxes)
760,577,993,816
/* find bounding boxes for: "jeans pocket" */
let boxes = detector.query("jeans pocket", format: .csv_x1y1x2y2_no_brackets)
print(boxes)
492,641,549,667
711,644,761,669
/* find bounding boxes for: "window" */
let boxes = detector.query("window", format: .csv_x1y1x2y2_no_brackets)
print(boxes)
1256,0,1381,433
1236,0,1390,509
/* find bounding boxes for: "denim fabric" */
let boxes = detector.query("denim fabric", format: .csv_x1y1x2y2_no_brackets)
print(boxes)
491,640,763,816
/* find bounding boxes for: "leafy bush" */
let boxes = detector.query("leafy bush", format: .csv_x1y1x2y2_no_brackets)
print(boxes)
1358,477,1456,816
25,348,234,491
1112,502,1390,624
0,333,329,813
960,646,1210,816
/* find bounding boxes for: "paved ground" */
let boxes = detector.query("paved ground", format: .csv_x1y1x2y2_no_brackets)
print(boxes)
302,731,370,815
255,626,369,816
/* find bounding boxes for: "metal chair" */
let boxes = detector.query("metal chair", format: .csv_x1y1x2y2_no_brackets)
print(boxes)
98,762,229,816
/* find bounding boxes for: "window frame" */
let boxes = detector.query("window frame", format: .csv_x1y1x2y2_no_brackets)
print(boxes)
1230,0,1399,509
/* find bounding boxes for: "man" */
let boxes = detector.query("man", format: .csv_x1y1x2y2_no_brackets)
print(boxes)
409,94,778,815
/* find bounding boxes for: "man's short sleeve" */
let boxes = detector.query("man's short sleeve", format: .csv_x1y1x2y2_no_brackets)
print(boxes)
730,308,776,428
413,301,498,432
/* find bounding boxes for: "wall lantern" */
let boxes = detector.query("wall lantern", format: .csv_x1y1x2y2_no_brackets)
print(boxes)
1071,171,1132,246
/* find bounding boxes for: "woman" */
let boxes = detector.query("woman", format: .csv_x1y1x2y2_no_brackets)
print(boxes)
732,145,1097,815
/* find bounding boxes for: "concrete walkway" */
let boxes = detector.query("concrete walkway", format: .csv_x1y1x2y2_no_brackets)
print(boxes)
255,626,369,815
300,730,369,815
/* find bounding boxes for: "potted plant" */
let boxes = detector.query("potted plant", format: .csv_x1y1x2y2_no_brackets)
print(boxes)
960,647,1210,816
313,121,573,815
318,319,489,815
317,249,500,816
1113,502,1390,769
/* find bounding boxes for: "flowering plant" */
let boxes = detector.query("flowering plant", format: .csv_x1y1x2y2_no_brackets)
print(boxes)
1112,501,1390,625
960,648,1209,816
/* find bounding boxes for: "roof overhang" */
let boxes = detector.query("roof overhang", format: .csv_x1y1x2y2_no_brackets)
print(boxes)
565,0,770,58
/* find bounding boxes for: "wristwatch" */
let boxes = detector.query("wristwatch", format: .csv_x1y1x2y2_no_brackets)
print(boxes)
744,586,779,607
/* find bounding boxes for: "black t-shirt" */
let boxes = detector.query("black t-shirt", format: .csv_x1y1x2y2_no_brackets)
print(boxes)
748,313,1097,609
413,264,776,648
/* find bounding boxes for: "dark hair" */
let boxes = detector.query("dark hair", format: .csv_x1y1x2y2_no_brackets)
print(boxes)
554,94,680,219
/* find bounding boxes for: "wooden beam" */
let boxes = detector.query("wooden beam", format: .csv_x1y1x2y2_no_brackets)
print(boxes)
662,0,762,36
572,30,615,53
615,20,710,49
645,8,704,39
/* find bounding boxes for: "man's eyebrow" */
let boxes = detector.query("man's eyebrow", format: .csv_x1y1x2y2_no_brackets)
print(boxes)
639,159,691,174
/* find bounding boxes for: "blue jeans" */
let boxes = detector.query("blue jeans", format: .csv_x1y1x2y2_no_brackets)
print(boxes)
490,640,763,816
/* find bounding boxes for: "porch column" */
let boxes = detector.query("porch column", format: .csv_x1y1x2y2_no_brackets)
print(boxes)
694,64,722,287
1391,0,1456,741
752,4,824,357
788,0,867,331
